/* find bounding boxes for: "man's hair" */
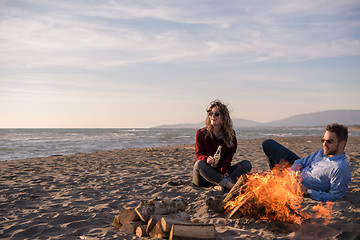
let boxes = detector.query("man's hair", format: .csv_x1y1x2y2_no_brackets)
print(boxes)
326,123,348,143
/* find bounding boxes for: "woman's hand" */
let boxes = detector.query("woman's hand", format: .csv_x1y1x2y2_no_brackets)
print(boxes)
206,156,215,165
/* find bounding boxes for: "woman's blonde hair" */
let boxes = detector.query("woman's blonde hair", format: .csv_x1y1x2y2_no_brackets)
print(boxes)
204,99,235,148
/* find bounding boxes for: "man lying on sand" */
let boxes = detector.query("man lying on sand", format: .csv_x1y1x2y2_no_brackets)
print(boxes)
262,123,351,202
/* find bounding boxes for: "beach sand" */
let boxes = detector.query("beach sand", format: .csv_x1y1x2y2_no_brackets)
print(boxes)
1,136,360,239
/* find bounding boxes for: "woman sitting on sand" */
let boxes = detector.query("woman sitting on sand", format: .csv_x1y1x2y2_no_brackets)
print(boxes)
192,100,252,192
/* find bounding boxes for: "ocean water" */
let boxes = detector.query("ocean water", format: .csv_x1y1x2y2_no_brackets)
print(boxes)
1,128,359,161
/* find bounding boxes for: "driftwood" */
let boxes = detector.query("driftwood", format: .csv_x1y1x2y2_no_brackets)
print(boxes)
135,196,188,222
169,223,216,240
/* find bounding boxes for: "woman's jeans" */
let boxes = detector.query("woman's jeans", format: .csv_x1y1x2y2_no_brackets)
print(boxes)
262,139,300,169
192,160,252,187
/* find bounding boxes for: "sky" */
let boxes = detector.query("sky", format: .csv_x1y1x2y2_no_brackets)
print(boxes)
1,0,360,128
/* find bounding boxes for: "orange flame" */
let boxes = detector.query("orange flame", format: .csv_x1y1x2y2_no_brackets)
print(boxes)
224,163,333,225
311,201,334,225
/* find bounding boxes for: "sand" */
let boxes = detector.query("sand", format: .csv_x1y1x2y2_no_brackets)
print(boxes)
1,136,360,240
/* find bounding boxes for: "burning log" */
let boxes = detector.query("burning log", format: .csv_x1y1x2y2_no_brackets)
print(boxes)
135,196,188,222
206,174,248,213
223,166,334,225
224,169,306,223
223,174,248,203
225,193,254,219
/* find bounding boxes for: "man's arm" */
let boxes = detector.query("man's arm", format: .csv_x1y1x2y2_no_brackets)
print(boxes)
290,150,322,172
309,167,351,202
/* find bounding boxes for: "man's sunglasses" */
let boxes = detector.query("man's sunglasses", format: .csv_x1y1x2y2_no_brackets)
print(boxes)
208,111,220,117
321,138,334,144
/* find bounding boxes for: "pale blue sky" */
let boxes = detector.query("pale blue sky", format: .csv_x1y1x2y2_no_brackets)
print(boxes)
1,0,360,128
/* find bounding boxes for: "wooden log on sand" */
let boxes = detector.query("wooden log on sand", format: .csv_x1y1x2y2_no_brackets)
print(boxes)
146,211,190,234
113,214,122,230
135,225,147,237
117,208,140,224
160,217,195,233
113,208,140,231
119,221,142,234
135,196,188,222
169,223,216,240
146,215,162,234
149,222,169,238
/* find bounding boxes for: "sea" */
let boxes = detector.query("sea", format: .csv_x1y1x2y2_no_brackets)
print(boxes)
1,128,360,161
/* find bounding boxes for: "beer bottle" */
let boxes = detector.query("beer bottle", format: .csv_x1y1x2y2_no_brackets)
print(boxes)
211,145,222,167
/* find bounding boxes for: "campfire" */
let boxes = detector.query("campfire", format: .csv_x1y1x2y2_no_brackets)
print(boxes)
113,164,335,239
223,164,334,225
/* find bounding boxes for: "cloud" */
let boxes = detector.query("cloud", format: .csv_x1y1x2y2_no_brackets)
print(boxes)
0,0,359,70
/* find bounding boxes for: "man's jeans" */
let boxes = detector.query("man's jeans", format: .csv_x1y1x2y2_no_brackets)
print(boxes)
262,139,300,169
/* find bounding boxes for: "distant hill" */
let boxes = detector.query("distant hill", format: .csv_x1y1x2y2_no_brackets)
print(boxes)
153,123,204,128
153,110,360,128
266,110,360,127
155,118,261,129
232,118,262,127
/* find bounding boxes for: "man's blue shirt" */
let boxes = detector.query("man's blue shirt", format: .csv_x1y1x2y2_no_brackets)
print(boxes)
290,149,351,202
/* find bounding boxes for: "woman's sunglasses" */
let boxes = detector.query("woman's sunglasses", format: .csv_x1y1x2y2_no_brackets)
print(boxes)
208,111,220,117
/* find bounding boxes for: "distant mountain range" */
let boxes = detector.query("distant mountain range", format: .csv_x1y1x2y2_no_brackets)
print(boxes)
153,110,360,128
